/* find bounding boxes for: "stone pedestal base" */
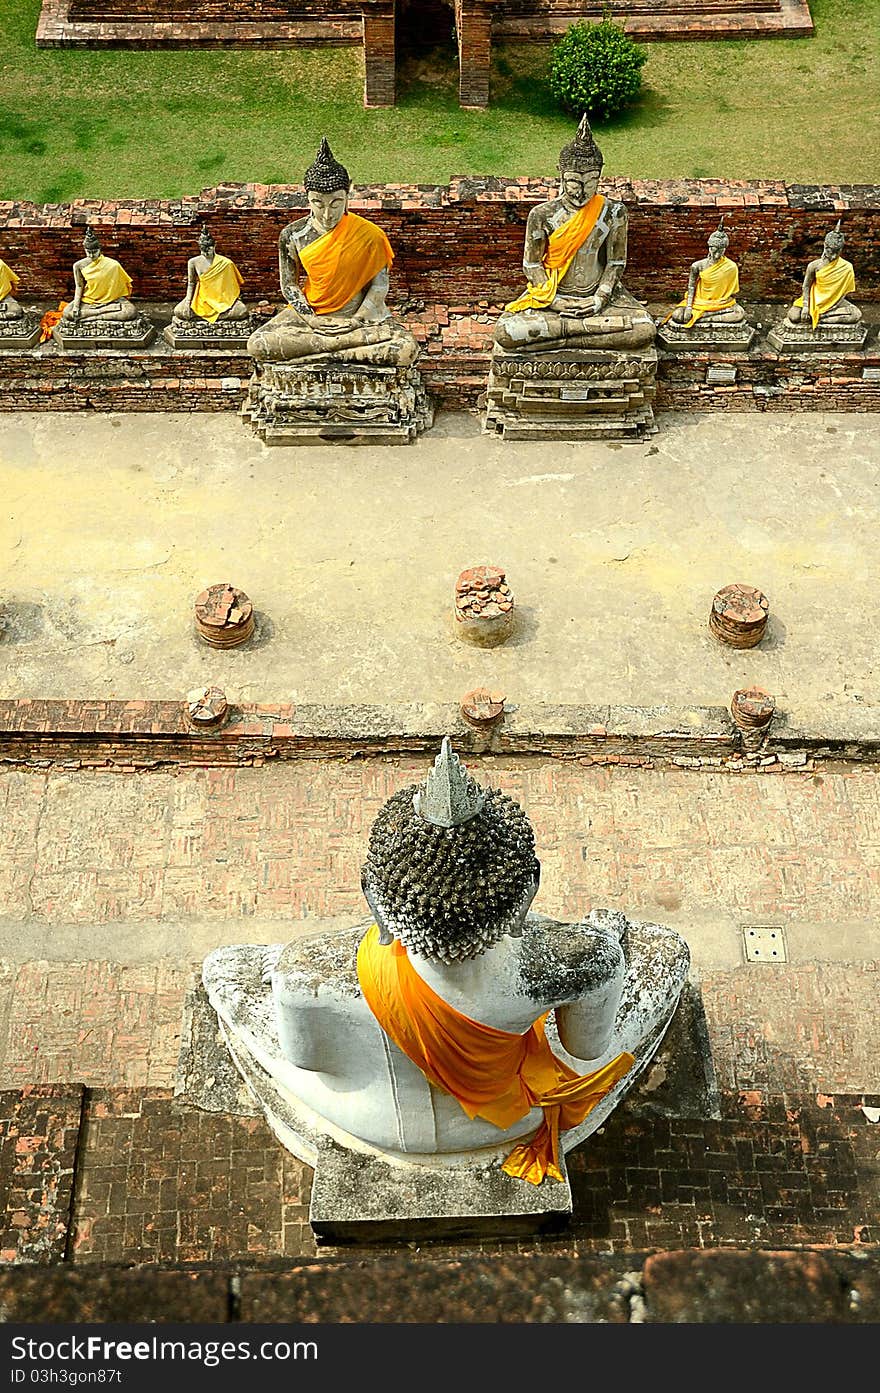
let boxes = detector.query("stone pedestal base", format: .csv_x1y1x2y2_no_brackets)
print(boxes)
0,312,42,350
484,346,658,441
242,359,433,445
657,319,756,351
309,1136,571,1244
766,318,868,352
51,315,156,350
163,316,257,350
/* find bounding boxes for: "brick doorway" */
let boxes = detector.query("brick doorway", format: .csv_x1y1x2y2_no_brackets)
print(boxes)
363,0,492,109
397,0,457,58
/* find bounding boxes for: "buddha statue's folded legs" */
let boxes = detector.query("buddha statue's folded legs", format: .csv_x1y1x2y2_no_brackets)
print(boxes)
61,298,138,324
174,296,249,323
667,301,746,326
247,305,419,366
0,295,23,321
785,297,862,327
495,287,655,355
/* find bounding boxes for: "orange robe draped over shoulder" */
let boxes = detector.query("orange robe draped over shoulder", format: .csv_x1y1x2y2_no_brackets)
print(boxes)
504,194,606,314
299,212,394,315
356,924,634,1184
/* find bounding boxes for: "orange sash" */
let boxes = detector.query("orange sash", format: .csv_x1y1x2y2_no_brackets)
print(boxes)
299,212,393,315
357,923,634,1184
504,194,606,314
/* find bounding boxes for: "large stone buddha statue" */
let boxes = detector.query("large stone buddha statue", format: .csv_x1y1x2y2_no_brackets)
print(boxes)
203,740,689,1236
493,115,654,356
242,137,429,443
247,138,417,368
768,221,866,351
484,117,657,441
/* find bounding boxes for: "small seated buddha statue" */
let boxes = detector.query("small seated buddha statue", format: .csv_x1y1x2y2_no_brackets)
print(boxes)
247,138,418,367
203,740,690,1235
171,226,249,327
0,257,24,322
492,115,655,356
769,221,866,351
1,256,45,348
659,219,754,347
61,227,138,325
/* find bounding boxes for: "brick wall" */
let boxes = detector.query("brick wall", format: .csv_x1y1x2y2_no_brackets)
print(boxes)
456,0,492,108
1,333,877,414
2,179,878,307
0,697,877,769
69,0,356,18
363,2,397,106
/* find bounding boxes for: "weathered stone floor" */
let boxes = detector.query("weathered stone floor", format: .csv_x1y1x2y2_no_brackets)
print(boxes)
1,411,879,738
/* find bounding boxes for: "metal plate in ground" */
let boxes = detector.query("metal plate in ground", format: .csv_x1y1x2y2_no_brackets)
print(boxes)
742,924,788,963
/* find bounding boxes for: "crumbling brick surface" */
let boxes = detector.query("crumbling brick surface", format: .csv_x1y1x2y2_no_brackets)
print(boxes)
0,1086,84,1265
641,1248,852,1322
28,1088,870,1266
69,1091,314,1265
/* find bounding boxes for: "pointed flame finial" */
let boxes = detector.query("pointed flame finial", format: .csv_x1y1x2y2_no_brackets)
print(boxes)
413,737,486,828
558,113,604,175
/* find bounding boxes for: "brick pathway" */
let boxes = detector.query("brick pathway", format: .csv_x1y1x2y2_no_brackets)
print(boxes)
1,759,878,928
2,1086,875,1268
1,759,877,1095
0,755,876,1268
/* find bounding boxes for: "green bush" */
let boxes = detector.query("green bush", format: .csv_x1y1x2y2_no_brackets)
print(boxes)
549,16,647,122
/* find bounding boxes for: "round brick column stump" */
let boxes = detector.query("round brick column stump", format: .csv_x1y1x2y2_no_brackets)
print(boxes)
731,685,775,752
194,583,254,648
460,687,505,730
454,566,515,647
186,685,229,729
709,584,769,648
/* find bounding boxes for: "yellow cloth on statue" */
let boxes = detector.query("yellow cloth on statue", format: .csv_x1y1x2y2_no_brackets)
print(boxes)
299,212,393,315
191,254,244,323
664,256,739,327
794,257,856,330
81,255,133,306
504,195,605,314
0,259,20,301
356,923,634,1185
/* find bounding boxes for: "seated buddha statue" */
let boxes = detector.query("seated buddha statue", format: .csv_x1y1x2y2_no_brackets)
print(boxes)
247,138,418,367
60,227,138,324
785,221,862,330
172,226,248,326
664,219,747,329
203,740,690,1190
493,115,654,356
0,257,24,321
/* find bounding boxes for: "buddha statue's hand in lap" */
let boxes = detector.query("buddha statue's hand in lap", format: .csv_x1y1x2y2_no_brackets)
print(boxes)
786,221,862,329
494,115,654,356
247,138,417,367
61,227,138,324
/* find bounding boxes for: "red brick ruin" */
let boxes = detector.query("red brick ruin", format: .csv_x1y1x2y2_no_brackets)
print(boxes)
37,0,814,108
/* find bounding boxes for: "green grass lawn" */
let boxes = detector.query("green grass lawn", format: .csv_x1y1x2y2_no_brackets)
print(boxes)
0,0,877,200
